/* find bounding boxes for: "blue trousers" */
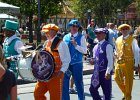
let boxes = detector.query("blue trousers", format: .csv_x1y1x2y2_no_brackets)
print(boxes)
89,71,112,100
62,63,85,100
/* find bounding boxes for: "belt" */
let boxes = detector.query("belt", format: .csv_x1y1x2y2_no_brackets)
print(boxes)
117,58,134,64
117,59,125,64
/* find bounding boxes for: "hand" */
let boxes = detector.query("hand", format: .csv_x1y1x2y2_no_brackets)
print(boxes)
87,44,91,48
105,73,111,80
57,71,63,78
71,39,77,47
35,51,42,62
6,57,12,62
89,58,94,65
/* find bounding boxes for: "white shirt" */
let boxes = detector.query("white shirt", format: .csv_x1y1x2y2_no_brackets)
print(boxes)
93,39,114,74
71,32,87,54
123,34,139,67
47,35,71,73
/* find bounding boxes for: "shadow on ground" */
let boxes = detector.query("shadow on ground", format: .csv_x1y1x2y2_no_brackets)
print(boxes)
17,79,36,85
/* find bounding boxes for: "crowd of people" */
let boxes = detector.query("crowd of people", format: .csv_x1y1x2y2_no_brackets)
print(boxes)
0,18,140,100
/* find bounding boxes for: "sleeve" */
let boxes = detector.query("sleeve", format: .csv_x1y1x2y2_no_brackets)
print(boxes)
132,39,139,67
8,40,24,61
58,41,71,73
75,36,87,54
12,72,17,87
92,46,96,58
14,40,24,54
106,44,114,74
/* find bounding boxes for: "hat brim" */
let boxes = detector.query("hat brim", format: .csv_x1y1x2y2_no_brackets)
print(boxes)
133,34,139,37
41,29,59,33
41,29,49,33
95,32,106,34
2,27,16,32
67,24,80,27
118,25,131,31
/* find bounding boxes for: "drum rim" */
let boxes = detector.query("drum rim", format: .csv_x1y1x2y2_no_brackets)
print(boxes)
31,50,55,82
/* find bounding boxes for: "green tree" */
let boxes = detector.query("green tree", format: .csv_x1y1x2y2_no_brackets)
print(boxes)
0,0,63,43
71,0,134,27
135,0,140,17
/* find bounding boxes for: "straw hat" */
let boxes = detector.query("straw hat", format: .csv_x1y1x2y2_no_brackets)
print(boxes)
118,24,131,31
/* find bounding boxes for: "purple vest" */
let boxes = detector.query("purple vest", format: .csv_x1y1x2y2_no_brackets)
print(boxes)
94,41,108,72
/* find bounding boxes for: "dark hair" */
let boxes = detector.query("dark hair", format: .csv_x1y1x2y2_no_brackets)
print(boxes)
78,26,83,32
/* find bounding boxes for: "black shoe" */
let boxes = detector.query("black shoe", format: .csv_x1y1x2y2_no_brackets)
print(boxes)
69,88,77,94
122,97,125,100
135,71,138,75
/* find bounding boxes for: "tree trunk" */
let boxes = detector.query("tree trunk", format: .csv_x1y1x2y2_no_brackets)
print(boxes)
28,14,33,43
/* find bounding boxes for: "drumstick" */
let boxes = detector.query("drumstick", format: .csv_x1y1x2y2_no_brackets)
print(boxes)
35,51,42,62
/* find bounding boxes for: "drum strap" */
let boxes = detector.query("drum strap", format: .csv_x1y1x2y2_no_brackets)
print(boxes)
51,36,62,52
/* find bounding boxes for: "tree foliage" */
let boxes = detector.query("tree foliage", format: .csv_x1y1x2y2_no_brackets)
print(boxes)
0,0,63,43
0,0,63,22
135,0,140,17
71,0,134,26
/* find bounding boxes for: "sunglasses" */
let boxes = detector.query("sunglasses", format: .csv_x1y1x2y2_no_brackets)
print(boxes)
95,32,102,35
72,25,78,28
121,28,129,30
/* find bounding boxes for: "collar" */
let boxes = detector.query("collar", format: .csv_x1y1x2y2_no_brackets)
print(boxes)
5,34,19,45
98,39,105,45
123,34,129,40
49,35,57,42
71,32,78,37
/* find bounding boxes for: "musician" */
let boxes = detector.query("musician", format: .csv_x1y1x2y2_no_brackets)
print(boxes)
89,28,113,100
34,24,71,100
114,24,139,100
2,20,24,79
62,19,87,100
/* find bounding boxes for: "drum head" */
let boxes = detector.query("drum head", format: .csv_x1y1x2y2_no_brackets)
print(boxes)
17,57,36,82
31,51,55,82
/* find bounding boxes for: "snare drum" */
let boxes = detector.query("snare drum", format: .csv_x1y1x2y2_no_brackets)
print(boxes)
18,50,55,82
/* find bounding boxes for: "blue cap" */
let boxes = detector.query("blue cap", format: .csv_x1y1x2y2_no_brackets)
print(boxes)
94,28,108,34
67,19,81,27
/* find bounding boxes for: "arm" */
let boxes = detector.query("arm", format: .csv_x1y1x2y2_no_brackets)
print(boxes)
10,70,17,100
106,44,114,75
10,85,17,100
14,40,24,54
89,46,96,65
57,41,71,76
0,63,5,79
132,39,139,67
75,36,87,54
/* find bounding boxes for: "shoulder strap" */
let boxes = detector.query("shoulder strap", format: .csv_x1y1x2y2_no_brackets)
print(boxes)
51,36,62,51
